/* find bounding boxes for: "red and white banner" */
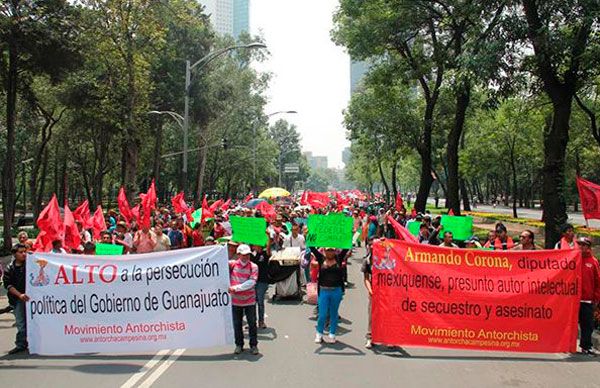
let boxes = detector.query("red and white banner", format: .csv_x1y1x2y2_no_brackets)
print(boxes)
372,240,581,353
576,176,600,220
27,246,233,355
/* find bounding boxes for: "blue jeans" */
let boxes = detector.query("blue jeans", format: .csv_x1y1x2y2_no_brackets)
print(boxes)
13,301,27,349
317,287,343,336
255,282,269,323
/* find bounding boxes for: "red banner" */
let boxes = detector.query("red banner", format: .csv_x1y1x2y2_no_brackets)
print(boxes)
576,176,600,220
372,240,581,353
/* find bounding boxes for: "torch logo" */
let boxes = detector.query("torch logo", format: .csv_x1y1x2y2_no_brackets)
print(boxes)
373,241,396,271
30,259,50,287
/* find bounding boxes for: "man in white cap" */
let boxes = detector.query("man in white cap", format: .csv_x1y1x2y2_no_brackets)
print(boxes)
228,244,259,355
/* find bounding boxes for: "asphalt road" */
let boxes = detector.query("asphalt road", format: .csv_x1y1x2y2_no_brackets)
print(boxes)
1,247,600,388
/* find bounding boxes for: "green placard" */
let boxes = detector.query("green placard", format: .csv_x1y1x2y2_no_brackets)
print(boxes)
406,221,421,237
440,215,473,241
306,213,353,249
189,208,203,228
230,216,268,247
96,243,124,255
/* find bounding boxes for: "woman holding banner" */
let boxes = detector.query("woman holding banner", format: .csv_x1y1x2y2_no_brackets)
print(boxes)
310,246,349,344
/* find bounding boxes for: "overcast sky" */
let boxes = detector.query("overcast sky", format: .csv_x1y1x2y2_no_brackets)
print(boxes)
251,0,350,168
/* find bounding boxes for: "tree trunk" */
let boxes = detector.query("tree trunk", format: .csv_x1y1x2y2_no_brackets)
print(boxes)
447,82,470,216
33,151,49,219
460,178,471,211
59,158,68,206
123,43,138,200
377,157,390,203
195,137,209,203
152,118,163,189
509,138,518,219
542,100,571,247
2,29,18,250
415,103,435,213
391,159,398,202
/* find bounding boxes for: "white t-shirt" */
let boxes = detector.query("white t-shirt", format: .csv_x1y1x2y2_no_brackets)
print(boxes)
283,234,306,250
154,233,171,252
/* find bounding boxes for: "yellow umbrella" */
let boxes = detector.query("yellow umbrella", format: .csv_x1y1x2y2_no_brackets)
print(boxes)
258,187,291,198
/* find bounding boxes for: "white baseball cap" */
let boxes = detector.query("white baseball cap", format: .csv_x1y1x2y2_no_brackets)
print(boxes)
236,244,251,255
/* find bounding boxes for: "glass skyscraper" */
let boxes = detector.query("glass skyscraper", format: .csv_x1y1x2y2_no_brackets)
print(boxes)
233,0,250,38
198,0,249,38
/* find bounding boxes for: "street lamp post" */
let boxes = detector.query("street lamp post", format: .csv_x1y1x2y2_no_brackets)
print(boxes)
183,42,266,193
253,110,297,193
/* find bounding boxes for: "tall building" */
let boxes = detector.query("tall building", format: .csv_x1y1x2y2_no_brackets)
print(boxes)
342,147,351,166
198,0,249,38
233,0,250,38
303,152,329,170
350,60,369,95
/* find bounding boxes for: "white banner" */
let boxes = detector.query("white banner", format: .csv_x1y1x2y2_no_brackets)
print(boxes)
27,245,233,355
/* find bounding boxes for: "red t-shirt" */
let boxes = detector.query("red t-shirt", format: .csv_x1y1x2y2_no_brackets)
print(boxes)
192,230,204,247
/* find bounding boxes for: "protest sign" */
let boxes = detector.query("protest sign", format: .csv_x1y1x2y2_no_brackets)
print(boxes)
189,208,203,228
406,221,421,237
440,215,473,241
306,213,353,249
230,216,267,246
95,243,124,256
27,246,233,355
371,240,580,353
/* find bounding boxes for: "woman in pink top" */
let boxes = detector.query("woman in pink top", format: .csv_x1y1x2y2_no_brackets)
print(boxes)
133,226,157,253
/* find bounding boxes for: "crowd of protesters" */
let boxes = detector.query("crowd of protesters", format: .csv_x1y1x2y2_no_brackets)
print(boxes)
4,191,600,357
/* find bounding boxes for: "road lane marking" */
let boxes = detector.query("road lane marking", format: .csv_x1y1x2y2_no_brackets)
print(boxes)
138,348,186,388
120,349,171,388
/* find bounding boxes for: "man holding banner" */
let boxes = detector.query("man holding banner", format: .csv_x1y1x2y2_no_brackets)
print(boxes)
576,237,600,356
3,244,30,355
229,244,260,355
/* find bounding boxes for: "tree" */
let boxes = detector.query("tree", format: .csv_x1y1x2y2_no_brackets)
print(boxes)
0,0,81,250
334,0,453,212
83,0,166,199
343,63,420,202
269,119,303,190
516,0,600,247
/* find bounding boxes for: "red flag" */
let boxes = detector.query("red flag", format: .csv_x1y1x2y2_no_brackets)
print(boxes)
411,208,417,218
118,187,134,224
243,192,253,203
334,191,349,211
73,200,91,229
576,176,600,220
395,193,404,212
63,203,81,252
33,230,53,252
300,190,309,205
256,201,276,221
171,192,194,221
141,179,157,211
201,195,214,223
171,192,188,214
91,205,106,240
210,199,224,212
387,215,419,243
221,198,231,211
448,208,455,216
139,180,157,229
36,195,63,243
131,204,140,221
305,191,330,208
